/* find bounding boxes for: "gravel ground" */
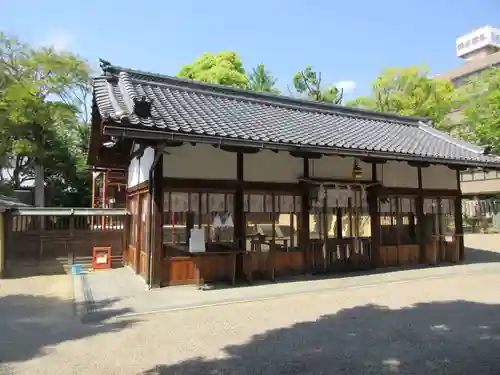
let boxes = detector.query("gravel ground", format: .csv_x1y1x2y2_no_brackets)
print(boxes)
2,266,500,375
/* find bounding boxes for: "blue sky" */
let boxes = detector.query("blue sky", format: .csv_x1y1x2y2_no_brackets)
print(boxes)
1,0,499,100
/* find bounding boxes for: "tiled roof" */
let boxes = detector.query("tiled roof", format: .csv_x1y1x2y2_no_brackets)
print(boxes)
0,195,29,212
93,62,500,167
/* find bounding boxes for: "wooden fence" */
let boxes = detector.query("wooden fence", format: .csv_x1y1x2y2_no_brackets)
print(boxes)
4,208,128,277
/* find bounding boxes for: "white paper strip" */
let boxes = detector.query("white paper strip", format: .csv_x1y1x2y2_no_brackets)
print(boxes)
213,214,223,228
224,214,234,227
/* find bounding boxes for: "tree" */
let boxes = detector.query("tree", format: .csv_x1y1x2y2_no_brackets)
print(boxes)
247,64,280,94
177,51,248,88
347,64,456,131
0,32,92,206
292,66,343,104
459,68,500,153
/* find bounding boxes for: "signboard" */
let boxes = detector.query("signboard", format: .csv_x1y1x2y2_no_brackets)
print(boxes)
456,26,500,58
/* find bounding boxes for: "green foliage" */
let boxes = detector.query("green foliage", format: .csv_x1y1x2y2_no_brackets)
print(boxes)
458,68,500,153
247,64,280,94
293,66,343,104
0,32,92,206
347,64,456,131
177,51,248,88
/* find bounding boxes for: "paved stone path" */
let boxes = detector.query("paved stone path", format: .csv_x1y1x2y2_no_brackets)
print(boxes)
2,235,500,374
1,263,500,374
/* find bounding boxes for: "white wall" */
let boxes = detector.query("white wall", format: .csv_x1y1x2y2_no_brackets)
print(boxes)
127,157,139,187
381,161,418,188
310,156,372,180
127,146,155,188
244,150,303,182
163,144,237,180
422,164,458,190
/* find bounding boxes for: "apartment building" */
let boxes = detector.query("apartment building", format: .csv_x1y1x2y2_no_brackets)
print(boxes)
434,26,500,226
435,26,500,198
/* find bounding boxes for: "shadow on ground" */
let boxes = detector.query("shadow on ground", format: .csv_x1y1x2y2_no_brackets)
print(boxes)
142,300,500,375
0,294,136,366
465,247,500,264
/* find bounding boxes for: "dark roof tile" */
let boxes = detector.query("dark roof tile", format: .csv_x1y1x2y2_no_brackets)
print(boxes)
92,64,500,167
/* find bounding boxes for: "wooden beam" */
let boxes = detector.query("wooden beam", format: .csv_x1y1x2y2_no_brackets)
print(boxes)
300,176,375,185
234,152,245,251
407,161,430,168
416,167,426,263
162,178,301,193
455,169,465,261
151,149,164,288
447,165,468,171
368,162,380,268
164,141,184,148
360,157,387,165
289,151,322,159
382,187,461,198
300,158,311,272
219,145,260,154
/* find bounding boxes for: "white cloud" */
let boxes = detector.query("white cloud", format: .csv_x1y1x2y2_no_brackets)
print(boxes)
40,30,74,52
335,80,357,94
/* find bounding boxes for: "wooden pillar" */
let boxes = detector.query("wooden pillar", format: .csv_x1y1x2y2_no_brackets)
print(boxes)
455,170,465,261
416,167,426,263
234,152,245,249
0,212,5,279
1,212,12,279
151,150,164,288
368,162,380,268
300,158,311,271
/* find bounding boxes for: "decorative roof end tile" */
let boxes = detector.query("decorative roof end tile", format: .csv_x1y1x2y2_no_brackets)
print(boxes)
133,96,153,118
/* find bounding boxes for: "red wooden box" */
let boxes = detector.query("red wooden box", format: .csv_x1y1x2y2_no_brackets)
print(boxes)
92,247,112,269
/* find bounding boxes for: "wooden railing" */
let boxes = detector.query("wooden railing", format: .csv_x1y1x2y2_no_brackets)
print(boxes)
244,248,305,283
378,244,420,267
160,243,242,286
